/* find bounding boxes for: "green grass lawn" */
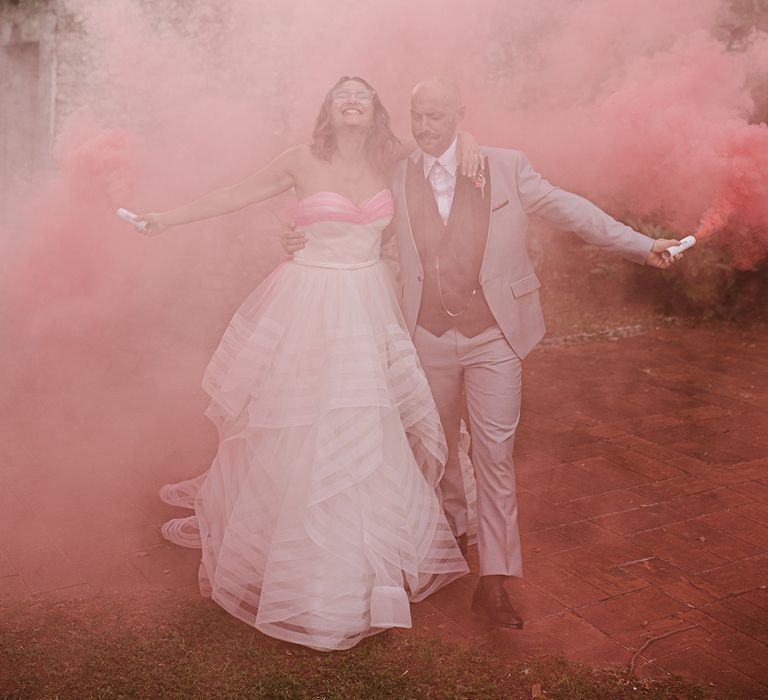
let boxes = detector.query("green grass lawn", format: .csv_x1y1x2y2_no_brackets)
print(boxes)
0,592,713,699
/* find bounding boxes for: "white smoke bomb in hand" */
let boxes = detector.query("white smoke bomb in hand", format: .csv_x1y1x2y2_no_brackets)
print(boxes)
662,235,696,259
116,207,147,232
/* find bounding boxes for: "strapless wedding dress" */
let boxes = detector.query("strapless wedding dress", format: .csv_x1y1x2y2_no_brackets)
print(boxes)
160,190,468,651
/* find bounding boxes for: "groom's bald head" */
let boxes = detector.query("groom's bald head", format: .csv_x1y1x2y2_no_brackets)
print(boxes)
410,76,466,156
412,76,463,110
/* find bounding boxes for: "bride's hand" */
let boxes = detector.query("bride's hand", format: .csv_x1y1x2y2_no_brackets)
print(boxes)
280,222,306,259
136,212,169,237
456,131,483,179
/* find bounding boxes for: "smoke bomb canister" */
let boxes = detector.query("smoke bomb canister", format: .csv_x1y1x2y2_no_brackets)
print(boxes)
662,235,696,259
116,207,147,232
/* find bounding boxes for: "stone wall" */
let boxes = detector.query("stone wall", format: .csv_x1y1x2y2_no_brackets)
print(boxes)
0,0,58,210
0,0,299,216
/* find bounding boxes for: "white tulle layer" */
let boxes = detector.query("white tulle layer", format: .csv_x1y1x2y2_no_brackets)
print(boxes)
162,260,468,651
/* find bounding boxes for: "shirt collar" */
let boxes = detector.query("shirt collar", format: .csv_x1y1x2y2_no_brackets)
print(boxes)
422,137,458,179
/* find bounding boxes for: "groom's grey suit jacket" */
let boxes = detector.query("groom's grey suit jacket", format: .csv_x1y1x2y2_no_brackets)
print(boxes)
387,147,654,359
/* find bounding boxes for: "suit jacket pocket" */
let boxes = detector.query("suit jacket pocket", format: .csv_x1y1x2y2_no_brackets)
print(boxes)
510,273,541,298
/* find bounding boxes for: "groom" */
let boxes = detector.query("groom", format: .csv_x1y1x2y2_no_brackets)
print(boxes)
286,77,681,628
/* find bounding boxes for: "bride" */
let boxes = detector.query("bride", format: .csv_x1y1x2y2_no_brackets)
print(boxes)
137,76,478,651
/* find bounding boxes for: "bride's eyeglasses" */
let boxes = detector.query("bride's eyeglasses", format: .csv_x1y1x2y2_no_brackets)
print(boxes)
332,90,375,104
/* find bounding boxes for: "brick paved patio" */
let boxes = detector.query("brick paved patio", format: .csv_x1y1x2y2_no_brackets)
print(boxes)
2,323,767,697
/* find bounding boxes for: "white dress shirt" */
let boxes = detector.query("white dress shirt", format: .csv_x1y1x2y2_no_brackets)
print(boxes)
422,137,458,225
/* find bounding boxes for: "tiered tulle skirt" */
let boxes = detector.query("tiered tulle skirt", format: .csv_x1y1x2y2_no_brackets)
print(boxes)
161,259,468,650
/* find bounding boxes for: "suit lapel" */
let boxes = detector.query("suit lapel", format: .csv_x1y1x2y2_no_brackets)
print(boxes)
480,151,499,273
401,156,424,273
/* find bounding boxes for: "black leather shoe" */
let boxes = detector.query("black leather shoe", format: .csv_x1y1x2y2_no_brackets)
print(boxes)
456,533,468,558
471,584,524,629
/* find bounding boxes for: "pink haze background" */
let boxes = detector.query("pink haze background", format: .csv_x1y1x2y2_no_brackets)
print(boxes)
1,0,767,553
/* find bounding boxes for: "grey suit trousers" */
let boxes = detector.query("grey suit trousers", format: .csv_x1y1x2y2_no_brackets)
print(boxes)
413,324,523,577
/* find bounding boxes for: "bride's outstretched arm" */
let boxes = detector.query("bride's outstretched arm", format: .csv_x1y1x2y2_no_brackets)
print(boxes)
138,146,304,236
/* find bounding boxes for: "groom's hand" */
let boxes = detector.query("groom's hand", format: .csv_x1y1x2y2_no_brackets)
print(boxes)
280,223,306,259
646,238,683,269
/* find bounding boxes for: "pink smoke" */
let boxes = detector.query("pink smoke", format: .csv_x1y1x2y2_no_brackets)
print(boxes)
1,0,768,567
7,111,143,326
7,0,767,289
473,6,768,264
695,121,768,240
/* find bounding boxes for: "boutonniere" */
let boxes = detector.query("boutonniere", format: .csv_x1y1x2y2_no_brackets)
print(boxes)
472,169,487,199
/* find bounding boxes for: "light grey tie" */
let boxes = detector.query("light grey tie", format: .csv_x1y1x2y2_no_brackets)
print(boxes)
428,160,450,224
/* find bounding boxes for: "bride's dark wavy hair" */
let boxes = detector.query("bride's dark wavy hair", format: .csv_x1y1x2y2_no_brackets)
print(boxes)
311,76,401,177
